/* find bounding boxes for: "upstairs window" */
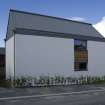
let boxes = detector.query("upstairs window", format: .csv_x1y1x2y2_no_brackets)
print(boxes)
74,39,87,50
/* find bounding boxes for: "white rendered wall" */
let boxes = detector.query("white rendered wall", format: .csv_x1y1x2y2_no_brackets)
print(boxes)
6,36,14,79
88,41,105,76
14,34,105,78
15,34,74,77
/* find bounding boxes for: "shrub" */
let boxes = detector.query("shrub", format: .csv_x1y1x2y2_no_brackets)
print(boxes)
2,75,105,88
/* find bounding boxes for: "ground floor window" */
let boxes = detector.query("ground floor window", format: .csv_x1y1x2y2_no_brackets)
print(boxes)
75,62,87,71
74,39,88,71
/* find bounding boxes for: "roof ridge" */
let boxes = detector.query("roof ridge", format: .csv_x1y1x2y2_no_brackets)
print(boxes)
10,9,91,25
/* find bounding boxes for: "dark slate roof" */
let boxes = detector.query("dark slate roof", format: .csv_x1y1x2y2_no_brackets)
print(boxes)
0,48,5,55
6,9,105,42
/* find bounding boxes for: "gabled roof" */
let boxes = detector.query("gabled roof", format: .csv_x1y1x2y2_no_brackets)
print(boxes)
0,48,5,55
6,9,105,42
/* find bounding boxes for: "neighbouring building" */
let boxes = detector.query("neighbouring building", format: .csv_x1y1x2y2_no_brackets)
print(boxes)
0,48,5,80
6,9,105,80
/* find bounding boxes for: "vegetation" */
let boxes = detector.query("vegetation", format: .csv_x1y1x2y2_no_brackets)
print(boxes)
0,78,11,88
1,75,105,88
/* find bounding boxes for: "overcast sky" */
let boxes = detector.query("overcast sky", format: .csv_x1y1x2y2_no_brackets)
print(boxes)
0,0,105,47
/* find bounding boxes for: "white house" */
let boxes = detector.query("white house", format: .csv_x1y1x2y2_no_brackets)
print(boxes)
6,9,105,80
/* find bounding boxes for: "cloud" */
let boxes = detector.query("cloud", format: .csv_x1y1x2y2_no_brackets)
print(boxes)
67,17,86,22
93,16,105,37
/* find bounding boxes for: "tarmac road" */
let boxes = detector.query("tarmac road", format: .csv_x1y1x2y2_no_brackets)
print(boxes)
0,85,105,105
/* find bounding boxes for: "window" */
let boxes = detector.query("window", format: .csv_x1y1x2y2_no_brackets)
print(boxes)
79,62,87,70
74,39,88,71
74,62,87,71
74,39,87,50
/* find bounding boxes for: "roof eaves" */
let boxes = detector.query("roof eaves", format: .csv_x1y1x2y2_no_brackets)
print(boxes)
13,28,105,42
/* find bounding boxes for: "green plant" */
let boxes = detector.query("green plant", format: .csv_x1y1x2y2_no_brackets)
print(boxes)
5,75,105,88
